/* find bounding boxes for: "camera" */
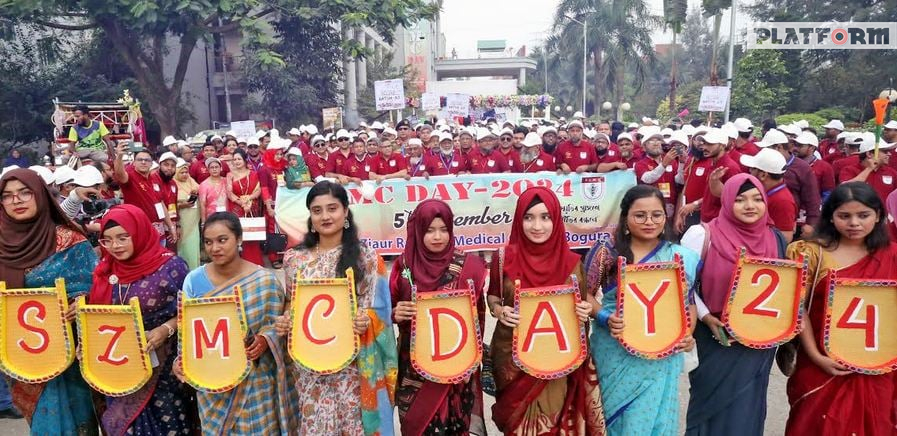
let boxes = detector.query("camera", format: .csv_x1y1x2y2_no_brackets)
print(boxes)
82,195,122,218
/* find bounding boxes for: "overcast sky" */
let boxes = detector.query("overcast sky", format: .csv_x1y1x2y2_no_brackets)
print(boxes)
439,0,747,58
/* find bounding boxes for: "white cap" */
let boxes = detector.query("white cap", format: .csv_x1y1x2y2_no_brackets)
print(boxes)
73,165,104,187
288,127,302,136
696,128,728,145
306,125,319,135
795,120,810,129
521,132,542,148
434,132,451,143
837,131,855,142
681,124,696,136
28,166,55,185
617,132,635,143
667,131,690,146
572,111,584,119
409,138,424,146
660,127,674,137
822,120,845,131
255,130,268,139
286,148,302,157
593,132,610,143
162,135,178,146
158,152,178,164
857,132,895,154
235,137,246,144
459,127,475,137
740,148,787,175
794,132,820,147
324,133,333,141
567,120,584,130
476,127,497,141
267,137,288,150
778,123,802,137
538,126,557,135
247,136,260,146
499,127,514,137
176,158,189,168
370,121,385,130
210,134,223,142
756,129,789,147
637,125,661,138
627,122,639,129
721,123,739,140
382,127,397,137
53,166,76,185
225,130,237,138
733,117,754,132
845,133,866,147
335,129,351,140
311,134,326,145
177,139,189,146
885,120,897,130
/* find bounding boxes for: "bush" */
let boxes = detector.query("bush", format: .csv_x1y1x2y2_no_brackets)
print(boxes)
813,106,862,123
775,113,827,132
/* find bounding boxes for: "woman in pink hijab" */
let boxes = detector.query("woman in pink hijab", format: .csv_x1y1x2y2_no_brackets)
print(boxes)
680,173,787,436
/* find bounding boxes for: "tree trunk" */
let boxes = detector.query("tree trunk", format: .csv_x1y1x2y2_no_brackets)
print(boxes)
615,58,626,121
592,47,603,118
709,13,722,86
670,31,678,117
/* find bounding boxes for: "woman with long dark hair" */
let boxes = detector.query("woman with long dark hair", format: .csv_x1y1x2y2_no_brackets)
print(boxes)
390,199,487,435
785,182,897,434
681,174,787,435
274,181,397,435
226,149,264,265
488,186,606,435
584,185,700,435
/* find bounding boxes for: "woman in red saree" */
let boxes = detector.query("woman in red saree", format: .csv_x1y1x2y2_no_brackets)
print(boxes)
785,182,897,435
390,199,488,435
226,149,264,265
487,187,605,435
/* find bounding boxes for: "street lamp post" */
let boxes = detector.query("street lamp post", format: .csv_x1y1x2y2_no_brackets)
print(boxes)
565,15,588,118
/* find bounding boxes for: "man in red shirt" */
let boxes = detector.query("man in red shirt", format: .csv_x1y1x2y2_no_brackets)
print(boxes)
405,138,427,178
424,133,468,177
190,143,218,183
155,152,180,227
594,133,627,172
304,135,329,181
839,136,897,202
819,120,845,161
370,138,408,182
741,148,797,241
635,133,682,216
733,117,761,157
342,136,373,183
793,131,836,201
540,125,560,156
325,129,353,181
518,132,556,173
112,144,177,244
458,127,476,156
832,134,863,183
497,128,522,172
556,120,599,174
616,132,641,168
691,128,743,223
468,128,511,174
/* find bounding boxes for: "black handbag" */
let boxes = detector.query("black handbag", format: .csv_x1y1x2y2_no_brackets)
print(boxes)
263,232,288,254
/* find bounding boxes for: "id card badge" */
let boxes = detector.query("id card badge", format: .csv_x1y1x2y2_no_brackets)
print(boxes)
154,202,166,220
658,182,672,199
167,203,178,220
149,350,160,368
277,174,286,187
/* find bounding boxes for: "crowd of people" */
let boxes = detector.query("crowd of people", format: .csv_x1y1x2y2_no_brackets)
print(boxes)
1,111,897,435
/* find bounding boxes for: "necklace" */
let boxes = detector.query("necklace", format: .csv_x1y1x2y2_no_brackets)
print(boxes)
116,283,132,304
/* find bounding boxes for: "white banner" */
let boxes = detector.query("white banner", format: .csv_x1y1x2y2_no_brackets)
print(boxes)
374,79,406,111
421,92,440,111
446,93,471,117
698,86,730,112
230,120,256,140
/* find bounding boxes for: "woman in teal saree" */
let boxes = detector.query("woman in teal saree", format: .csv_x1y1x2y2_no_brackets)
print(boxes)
0,168,98,435
585,185,700,436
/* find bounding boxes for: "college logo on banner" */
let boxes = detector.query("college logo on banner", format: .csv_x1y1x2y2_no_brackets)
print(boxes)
581,176,605,201
75,296,152,396
178,287,250,392
722,250,808,349
512,277,587,379
289,268,359,374
410,281,482,384
0,279,74,383
824,276,897,374
616,255,690,359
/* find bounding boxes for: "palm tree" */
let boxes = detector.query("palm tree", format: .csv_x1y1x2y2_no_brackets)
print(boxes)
664,0,688,114
702,0,732,85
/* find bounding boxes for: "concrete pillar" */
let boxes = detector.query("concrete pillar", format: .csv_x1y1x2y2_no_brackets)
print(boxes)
356,30,367,90
344,26,359,127
518,67,527,87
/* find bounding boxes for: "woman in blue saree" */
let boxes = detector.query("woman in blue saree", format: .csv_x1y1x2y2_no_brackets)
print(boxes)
0,168,98,435
585,185,700,435
176,212,296,434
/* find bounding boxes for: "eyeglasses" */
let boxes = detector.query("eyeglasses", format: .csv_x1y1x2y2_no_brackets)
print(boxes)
248,144,259,149
631,212,667,224
337,138,348,142
500,137,513,142
313,143,326,147
98,234,132,248
398,127,410,131
1,189,34,205
135,157,153,163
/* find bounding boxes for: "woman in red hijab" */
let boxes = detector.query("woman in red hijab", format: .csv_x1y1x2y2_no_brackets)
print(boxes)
389,199,488,435
258,140,289,267
88,204,199,435
487,187,606,435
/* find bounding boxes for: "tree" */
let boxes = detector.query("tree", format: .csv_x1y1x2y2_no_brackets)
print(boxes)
2,0,439,136
241,16,342,127
701,0,731,86
356,50,418,122
663,0,687,114
730,50,793,119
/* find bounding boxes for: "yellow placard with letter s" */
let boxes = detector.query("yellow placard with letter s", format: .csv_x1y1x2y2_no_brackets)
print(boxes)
76,296,152,396
410,282,482,384
0,279,74,383
512,276,587,379
616,255,690,359
178,286,250,392
824,276,897,374
722,250,808,349
289,268,359,374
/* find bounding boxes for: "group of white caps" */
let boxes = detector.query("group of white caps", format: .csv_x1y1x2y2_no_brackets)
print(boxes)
0,163,103,188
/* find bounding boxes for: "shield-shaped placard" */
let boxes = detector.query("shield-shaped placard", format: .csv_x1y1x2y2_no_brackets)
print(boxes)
410,283,482,384
824,275,897,374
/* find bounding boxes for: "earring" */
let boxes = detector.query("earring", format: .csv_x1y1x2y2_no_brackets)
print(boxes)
624,228,630,235
343,220,350,229
310,228,316,233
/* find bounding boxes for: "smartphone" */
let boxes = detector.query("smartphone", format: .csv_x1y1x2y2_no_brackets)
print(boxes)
187,193,198,203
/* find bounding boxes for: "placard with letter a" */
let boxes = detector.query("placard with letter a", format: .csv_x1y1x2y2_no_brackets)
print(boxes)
0,278,74,383
410,280,482,384
75,296,152,396
512,276,587,379
616,255,689,359
178,286,250,392
824,275,897,374
722,249,808,348
289,268,359,374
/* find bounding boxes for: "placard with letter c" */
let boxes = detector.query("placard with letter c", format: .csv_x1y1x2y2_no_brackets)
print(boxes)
512,276,587,379
288,268,359,374
75,296,152,396
616,255,690,359
178,286,250,392
0,278,74,383
410,280,482,384
823,275,897,374
722,249,808,349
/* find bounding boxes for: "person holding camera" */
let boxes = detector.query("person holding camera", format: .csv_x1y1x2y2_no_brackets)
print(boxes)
174,158,200,269
112,142,178,246
58,166,119,237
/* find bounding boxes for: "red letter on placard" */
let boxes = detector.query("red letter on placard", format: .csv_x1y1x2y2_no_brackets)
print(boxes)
428,308,468,361
303,294,336,345
743,268,781,318
522,302,569,353
97,325,129,366
193,318,230,359
16,301,49,354
837,297,879,350
628,281,670,335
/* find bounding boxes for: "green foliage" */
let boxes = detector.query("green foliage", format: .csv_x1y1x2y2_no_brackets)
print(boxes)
731,50,793,120
357,51,418,122
775,113,827,132
655,80,704,121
